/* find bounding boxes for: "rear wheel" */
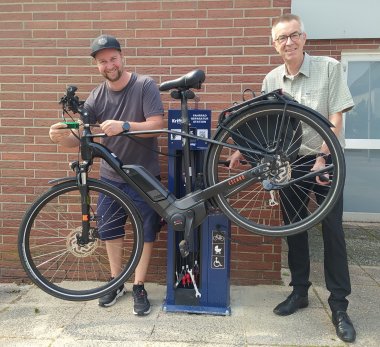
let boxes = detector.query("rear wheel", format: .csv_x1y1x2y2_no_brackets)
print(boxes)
18,179,144,301
206,103,345,236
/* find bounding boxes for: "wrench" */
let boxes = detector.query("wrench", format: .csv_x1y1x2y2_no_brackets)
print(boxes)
174,266,186,288
269,190,279,207
188,268,201,298
174,271,184,288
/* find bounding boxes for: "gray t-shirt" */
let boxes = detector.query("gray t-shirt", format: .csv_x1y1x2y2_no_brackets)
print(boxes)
262,53,354,152
84,72,164,181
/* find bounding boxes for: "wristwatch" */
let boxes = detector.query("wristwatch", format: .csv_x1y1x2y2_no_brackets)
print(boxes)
122,121,131,132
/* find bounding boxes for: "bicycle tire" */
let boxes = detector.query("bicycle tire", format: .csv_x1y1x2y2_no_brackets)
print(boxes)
205,102,345,236
18,178,144,301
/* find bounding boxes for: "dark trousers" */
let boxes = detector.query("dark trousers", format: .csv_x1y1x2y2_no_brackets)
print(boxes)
281,156,351,312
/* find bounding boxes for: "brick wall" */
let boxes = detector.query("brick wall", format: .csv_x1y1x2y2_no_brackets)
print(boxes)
1,0,379,285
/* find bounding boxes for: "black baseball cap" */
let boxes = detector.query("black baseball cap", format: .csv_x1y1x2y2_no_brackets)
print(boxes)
90,34,121,58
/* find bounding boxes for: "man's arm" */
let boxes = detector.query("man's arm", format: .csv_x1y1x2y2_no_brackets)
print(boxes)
318,111,343,157
313,111,343,183
99,115,165,137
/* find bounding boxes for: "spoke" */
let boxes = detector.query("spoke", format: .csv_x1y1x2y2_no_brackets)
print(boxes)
28,237,66,251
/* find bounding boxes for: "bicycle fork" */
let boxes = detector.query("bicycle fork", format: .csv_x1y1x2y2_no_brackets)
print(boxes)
72,161,93,245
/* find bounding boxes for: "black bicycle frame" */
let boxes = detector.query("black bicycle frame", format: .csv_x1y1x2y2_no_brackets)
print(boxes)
78,129,269,232
66,89,335,243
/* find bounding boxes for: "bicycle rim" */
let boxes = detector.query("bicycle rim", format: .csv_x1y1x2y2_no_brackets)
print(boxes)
18,179,144,301
206,103,345,236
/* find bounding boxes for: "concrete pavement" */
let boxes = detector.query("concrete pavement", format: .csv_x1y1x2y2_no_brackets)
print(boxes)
1,222,379,346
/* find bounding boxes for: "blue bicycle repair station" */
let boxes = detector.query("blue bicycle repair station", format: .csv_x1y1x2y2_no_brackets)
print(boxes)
163,108,232,315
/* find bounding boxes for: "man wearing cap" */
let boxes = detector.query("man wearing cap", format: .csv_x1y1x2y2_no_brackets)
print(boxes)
49,34,165,316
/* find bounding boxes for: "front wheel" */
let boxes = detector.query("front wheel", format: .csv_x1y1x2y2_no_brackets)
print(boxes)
205,103,345,236
18,178,144,301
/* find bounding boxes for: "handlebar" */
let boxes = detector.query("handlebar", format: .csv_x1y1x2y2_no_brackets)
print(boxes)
59,85,84,114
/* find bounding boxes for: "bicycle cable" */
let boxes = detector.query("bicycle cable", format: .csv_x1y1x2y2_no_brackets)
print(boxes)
61,108,81,141
63,114,181,159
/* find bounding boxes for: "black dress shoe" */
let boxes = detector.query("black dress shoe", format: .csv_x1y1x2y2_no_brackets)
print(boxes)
332,311,356,343
273,293,308,316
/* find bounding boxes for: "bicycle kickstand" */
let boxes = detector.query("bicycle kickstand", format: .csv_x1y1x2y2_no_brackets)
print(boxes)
178,210,195,258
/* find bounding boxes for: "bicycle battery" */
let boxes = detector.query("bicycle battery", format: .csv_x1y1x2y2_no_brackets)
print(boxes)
122,165,174,203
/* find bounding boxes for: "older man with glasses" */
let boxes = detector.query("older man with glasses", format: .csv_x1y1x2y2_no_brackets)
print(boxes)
261,13,356,343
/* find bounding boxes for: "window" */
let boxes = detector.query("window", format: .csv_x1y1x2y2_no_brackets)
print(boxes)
342,52,380,221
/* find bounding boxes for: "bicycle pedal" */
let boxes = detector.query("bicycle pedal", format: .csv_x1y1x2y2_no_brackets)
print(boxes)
179,240,190,258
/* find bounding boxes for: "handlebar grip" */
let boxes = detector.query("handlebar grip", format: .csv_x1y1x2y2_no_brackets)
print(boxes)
62,121,80,129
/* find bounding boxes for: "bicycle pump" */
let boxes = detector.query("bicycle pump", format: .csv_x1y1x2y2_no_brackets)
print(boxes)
163,87,231,315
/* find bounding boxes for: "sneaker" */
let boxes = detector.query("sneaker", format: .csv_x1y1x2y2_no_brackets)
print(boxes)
98,281,126,307
132,284,151,316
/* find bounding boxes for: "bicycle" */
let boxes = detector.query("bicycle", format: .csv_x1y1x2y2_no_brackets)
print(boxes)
18,69,345,301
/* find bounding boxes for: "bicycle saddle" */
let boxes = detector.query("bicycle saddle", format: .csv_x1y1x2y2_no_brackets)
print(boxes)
159,69,205,91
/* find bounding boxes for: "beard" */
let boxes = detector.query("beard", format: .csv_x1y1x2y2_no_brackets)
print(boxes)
102,67,123,82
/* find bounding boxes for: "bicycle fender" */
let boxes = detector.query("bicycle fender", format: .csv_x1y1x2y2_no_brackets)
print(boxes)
48,176,76,185
290,102,334,128
219,100,334,129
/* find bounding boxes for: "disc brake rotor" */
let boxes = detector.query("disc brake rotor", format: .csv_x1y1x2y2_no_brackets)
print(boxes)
66,227,100,257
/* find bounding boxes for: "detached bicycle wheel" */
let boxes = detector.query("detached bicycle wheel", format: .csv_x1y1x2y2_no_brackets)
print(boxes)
18,179,144,301
205,102,345,236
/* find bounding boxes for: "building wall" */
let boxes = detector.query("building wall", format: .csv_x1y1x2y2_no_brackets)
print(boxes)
1,0,379,285
292,0,380,39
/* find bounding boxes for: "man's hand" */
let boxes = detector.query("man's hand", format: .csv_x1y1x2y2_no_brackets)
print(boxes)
49,123,72,143
227,150,243,169
49,122,80,147
312,157,329,185
100,120,124,136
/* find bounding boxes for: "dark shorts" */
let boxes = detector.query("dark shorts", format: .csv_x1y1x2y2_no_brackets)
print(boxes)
97,177,162,242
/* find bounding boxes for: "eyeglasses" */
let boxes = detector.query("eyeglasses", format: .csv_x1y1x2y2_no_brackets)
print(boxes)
275,32,303,44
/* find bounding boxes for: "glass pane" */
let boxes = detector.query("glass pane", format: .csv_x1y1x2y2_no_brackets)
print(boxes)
344,149,380,213
346,61,380,139
369,62,380,139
